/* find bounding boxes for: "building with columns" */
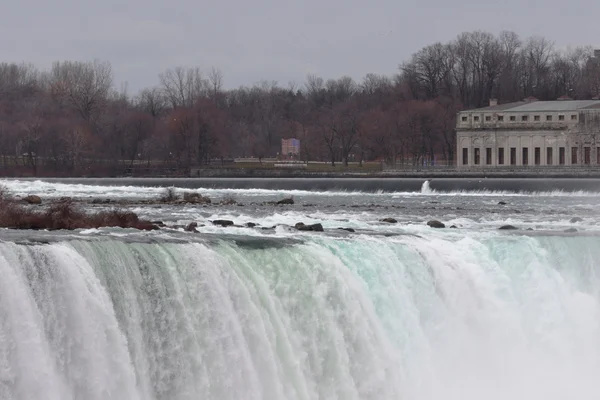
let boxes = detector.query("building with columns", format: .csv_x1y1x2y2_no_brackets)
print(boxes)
456,99,600,168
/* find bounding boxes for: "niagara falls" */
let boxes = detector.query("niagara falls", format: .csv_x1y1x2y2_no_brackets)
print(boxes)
0,178,599,400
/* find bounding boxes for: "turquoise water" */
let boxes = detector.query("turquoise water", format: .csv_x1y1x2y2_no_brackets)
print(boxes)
1,233,599,399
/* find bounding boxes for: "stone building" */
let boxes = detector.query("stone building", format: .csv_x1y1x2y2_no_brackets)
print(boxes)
456,99,600,167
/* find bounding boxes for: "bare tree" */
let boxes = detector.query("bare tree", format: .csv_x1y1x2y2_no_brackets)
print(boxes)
495,31,522,101
0,63,40,96
207,67,224,99
159,66,208,108
329,102,362,166
402,43,454,99
520,36,555,98
360,73,392,95
135,87,166,118
18,99,45,174
304,74,326,107
48,60,113,125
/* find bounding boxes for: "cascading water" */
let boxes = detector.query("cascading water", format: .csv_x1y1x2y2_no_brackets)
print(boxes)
1,233,599,400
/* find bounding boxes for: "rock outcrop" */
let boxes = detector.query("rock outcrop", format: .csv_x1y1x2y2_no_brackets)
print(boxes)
185,222,198,232
91,198,112,204
220,197,237,205
183,192,211,204
23,195,42,205
277,197,294,205
427,220,445,228
212,220,234,227
295,222,324,232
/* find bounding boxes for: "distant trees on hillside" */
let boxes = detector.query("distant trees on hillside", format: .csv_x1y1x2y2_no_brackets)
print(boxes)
0,30,598,176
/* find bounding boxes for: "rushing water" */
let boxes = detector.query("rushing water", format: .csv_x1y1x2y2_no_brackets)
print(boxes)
1,178,600,399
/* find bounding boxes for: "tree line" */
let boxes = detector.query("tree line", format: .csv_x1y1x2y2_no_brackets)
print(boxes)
1,30,599,176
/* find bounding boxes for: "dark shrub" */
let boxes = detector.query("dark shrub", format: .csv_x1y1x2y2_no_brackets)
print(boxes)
0,188,156,231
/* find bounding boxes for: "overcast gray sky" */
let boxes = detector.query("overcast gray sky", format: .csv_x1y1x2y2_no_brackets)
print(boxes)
1,0,598,93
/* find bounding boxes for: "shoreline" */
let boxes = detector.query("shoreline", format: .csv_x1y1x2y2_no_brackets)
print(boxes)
9,166,600,180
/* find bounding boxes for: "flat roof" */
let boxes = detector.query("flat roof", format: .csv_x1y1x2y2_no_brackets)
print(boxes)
466,100,600,113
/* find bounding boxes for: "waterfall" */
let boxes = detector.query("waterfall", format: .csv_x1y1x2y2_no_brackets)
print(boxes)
1,234,599,400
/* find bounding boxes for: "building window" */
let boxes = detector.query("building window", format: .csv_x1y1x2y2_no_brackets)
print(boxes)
462,148,468,165
510,116,516,121
486,148,492,165
571,114,578,121
572,147,578,164
474,148,480,165
522,148,529,165
597,148,600,164
547,147,553,165
498,115,504,121
559,115,565,121
559,147,565,165
510,148,516,165
462,116,467,122
498,148,505,165
546,115,553,121
534,147,541,165
522,115,528,121
534,115,540,121
474,116,480,121
485,116,491,121
584,147,591,164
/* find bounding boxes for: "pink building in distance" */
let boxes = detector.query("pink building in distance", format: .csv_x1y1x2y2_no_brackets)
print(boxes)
281,138,300,159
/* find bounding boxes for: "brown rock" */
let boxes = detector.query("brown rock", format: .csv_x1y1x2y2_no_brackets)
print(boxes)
427,220,445,228
295,222,324,232
183,192,211,204
185,222,198,232
23,195,42,205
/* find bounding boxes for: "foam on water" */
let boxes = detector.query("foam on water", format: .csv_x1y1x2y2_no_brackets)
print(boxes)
4,179,600,201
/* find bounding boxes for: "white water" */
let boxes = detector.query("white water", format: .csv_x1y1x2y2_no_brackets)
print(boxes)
421,180,432,194
1,234,600,400
4,179,600,200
